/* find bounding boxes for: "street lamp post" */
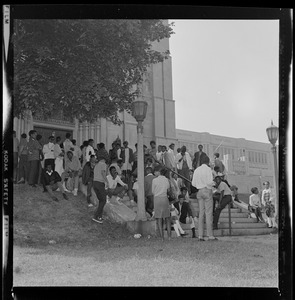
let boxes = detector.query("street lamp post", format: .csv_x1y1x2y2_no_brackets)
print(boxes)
266,121,279,226
132,100,148,221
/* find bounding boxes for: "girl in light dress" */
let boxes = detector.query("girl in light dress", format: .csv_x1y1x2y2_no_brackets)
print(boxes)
169,198,188,237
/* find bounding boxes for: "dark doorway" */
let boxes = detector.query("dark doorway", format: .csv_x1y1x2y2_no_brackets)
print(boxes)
34,126,73,146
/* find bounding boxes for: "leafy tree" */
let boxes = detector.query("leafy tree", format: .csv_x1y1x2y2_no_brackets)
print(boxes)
12,19,174,124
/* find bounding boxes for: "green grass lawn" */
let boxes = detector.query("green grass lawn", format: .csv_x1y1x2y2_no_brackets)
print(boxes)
13,184,278,287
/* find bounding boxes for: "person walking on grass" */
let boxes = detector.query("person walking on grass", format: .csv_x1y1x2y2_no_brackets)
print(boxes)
192,156,217,241
152,166,172,241
92,157,109,224
43,164,69,202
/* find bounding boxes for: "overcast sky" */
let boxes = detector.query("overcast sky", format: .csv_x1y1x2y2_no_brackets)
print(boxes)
169,19,279,143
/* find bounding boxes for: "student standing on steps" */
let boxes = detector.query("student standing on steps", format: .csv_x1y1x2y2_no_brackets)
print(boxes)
212,176,233,230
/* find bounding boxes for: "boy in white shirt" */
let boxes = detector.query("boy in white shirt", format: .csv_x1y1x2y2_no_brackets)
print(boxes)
107,166,128,204
249,187,264,223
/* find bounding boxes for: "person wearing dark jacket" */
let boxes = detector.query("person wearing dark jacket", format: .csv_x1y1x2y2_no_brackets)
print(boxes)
192,144,209,170
174,195,197,238
43,164,68,201
82,155,96,207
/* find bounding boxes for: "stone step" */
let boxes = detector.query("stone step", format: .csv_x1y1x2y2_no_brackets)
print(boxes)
219,217,258,223
179,221,268,230
215,227,275,236
171,227,275,237
219,212,249,218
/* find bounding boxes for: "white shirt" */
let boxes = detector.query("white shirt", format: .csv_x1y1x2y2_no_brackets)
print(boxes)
261,188,275,206
54,144,63,158
249,194,261,207
133,180,139,192
122,147,132,171
43,142,55,160
192,164,214,189
175,152,192,170
85,145,95,162
166,148,176,169
152,175,170,197
63,139,73,154
156,151,164,163
72,145,82,159
107,174,126,189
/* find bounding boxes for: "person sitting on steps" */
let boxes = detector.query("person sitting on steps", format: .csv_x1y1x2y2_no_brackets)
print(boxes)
169,197,188,238
248,187,264,223
174,194,197,238
106,166,128,205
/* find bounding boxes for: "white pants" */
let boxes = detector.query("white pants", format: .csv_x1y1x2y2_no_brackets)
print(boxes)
173,220,185,236
267,217,277,228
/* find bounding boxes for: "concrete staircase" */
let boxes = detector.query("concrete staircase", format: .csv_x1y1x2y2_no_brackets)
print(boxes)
120,196,275,237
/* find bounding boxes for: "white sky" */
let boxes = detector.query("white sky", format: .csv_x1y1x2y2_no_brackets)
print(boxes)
169,19,279,143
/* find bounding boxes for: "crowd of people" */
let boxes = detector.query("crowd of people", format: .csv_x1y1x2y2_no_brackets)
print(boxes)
13,130,277,239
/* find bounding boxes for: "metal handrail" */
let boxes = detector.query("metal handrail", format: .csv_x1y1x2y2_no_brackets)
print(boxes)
153,158,192,184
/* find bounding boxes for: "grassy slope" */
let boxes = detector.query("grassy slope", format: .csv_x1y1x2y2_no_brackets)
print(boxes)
13,184,131,249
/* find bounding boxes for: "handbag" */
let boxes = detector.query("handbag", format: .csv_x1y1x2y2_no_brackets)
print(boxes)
167,186,176,202
66,177,74,191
